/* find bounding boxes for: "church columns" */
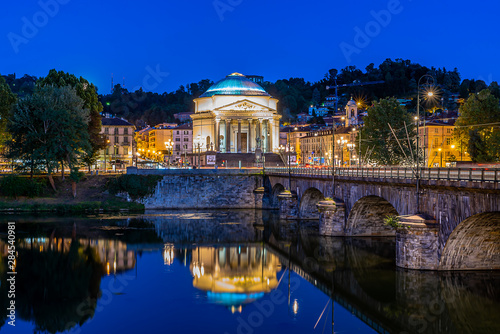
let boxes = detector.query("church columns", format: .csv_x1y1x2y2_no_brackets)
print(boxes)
215,119,220,152
263,120,268,153
226,119,232,153
268,119,274,153
220,119,226,153
247,119,253,153
237,120,242,153
274,119,279,153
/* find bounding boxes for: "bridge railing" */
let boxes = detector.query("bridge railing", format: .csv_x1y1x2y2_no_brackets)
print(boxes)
265,166,500,182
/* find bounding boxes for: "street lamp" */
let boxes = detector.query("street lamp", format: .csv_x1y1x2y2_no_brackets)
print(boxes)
336,138,347,167
347,143,356,167
438,148,442,167
165,139,173,168
104,139,110,172
416,74,435,213
195,135,202,168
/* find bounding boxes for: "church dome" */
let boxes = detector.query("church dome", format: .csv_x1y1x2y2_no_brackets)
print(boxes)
347,98,357,107
200,73,270,97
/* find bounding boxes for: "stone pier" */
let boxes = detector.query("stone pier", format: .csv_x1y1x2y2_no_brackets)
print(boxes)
396,215,439,270
277,191,299,220
317,199,346,236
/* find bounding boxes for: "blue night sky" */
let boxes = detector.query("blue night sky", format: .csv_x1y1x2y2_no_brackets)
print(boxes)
1,0,498,94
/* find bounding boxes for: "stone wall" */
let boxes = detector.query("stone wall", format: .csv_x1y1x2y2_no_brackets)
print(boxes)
128,168,263,209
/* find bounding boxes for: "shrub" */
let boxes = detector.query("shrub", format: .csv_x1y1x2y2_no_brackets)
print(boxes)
383,215,409,229
0,175,46,198
106,175,163,200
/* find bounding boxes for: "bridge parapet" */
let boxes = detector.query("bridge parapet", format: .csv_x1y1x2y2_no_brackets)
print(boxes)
265,167,500,190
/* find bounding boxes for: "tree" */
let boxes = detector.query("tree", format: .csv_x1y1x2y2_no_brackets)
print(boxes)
6,86,91,190
312,88,321,105
489,81,500,99
455,90,500,162
37,70,105,171
0,75,16,151
359,97,416,165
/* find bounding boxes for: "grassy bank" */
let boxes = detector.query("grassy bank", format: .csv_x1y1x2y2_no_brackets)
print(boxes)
0,198,144,213
0,174,146,214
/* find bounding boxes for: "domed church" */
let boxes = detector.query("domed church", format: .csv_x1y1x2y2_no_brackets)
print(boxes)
191,73,281,154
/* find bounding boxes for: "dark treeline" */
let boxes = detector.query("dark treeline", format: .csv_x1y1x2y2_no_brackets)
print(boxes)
4,59,500,127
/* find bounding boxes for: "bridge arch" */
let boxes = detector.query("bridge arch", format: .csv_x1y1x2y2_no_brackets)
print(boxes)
346,196,398,236
299,187,324,219
270,183,285,209
439,212,500,270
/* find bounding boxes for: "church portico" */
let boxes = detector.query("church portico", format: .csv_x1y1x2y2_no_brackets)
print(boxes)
191,73,281,155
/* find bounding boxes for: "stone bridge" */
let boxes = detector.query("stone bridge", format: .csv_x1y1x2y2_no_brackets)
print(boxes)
264,168,500,271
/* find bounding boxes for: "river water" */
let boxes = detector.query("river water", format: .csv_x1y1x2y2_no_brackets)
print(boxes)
0,210,499,334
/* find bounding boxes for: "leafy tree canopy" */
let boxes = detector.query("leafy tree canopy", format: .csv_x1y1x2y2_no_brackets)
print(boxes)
455,90,500,162
359,97,416,165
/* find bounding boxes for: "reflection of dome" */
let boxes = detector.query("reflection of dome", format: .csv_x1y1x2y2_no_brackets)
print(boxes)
190,246,281,311
200,73,270,97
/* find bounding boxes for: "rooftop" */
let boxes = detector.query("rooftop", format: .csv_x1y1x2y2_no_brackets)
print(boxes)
102,117,134,126
200,73,270,98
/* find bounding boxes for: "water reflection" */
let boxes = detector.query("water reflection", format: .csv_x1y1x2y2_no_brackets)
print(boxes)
190,245,281,312
0,238,104,333
0,211,499,334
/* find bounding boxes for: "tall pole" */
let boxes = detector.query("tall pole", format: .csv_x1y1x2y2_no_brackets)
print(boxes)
416,80,421,214
332,77,337,198
416,74,434,214
288,129,291,191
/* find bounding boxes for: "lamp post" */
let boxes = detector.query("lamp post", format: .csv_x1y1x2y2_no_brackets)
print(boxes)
336,138,347,167
416,74,435,213
104,139,110,172
165,139,173,168
347,143,356,167
438,148,442,167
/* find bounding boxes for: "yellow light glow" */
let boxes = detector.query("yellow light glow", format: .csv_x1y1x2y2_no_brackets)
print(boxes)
451,145,455,149
293,299,299,315
428,92,434,97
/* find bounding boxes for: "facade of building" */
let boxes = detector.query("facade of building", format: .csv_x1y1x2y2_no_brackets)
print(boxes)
191,73,281,154
419,121,470,167
286,126,310,165
100,118,135,169
147,127,173,162
299,127,359,167
172,123,193,163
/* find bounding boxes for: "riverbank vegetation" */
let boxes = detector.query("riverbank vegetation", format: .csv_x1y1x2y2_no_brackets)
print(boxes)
0,174,144,213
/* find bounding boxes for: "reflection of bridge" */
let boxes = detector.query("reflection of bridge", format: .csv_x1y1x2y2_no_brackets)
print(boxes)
264,223,500,334
265,167,500,270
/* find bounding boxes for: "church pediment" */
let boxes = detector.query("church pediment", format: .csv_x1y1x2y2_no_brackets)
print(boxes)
215,99,273,112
